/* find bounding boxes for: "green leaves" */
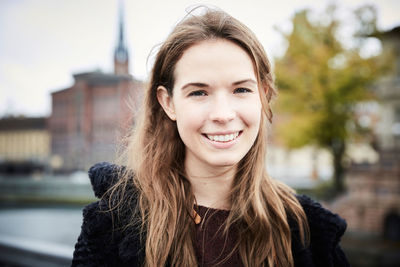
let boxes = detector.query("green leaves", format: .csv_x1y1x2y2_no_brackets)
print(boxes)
273,4,391,192
274,5,386,150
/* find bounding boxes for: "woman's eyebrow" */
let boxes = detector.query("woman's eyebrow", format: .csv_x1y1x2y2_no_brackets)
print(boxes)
180,79,256,91
181,82,209,91
232,79,257,86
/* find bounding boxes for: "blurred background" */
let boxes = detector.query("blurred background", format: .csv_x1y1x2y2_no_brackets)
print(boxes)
0,0,399,266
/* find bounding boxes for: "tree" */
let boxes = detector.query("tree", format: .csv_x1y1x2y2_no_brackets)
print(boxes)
273,5,391,193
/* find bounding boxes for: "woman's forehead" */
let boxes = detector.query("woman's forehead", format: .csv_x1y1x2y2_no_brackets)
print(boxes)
173,39,257,89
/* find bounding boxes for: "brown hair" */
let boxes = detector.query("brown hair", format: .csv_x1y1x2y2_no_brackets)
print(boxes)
110,7,309,267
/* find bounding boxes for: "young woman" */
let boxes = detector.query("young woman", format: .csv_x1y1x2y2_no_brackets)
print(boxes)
72,8,349,267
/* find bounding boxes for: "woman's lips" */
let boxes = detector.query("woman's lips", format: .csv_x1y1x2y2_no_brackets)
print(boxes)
205,131,240,142
202,131,243,148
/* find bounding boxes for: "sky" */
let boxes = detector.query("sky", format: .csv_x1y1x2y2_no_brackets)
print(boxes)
0,0,399,117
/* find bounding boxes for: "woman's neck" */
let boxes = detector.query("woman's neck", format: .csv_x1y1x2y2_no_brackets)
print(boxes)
185,158,236,210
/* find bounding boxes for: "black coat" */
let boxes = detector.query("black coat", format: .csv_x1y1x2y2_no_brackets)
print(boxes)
72,162,350,267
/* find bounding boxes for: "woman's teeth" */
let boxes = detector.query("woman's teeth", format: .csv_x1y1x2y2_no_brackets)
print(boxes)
206,132,240,142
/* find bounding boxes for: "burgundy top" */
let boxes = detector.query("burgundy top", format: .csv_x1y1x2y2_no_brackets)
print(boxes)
194,205,243,267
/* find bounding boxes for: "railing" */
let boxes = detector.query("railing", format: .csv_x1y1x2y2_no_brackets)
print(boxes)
0,235,72,267
0,173,96,204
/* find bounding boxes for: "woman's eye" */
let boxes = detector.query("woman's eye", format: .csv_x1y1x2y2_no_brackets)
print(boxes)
234,87,252,94
188,90,207,97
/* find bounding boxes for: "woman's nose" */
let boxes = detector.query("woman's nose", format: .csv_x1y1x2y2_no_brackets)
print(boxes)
209,94,235,123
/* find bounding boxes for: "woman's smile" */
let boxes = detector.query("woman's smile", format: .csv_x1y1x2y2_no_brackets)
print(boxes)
202,131,243,149
203,131,241,142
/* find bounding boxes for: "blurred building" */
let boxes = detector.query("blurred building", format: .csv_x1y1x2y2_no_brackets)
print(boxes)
0,117,50,174
333,151,400,239
375,26,400,149
49,7,143,172
331,26,400,241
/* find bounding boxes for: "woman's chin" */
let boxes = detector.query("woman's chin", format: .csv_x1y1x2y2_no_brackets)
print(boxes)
206,159,239,169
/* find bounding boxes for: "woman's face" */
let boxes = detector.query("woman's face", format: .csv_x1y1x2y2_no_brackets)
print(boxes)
158,39,262,173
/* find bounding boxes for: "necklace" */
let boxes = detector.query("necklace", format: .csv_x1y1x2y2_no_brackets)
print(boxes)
193,208,202,224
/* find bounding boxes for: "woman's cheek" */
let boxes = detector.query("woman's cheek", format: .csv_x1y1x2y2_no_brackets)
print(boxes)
240,99,262,125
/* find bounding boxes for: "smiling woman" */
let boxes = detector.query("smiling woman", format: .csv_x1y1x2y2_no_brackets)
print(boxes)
157,39,262,179
72,7,350,267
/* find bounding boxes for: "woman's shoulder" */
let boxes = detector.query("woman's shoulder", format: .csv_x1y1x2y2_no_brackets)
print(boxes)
296,194,347,237
293,194,350,267
86,162,139,220
80,162,131,229
72,162,144,266
88,162,127,198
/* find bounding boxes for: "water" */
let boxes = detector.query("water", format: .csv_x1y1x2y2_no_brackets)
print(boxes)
0,206,84,250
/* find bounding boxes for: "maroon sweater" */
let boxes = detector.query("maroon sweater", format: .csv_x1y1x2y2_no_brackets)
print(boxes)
194,205,243,267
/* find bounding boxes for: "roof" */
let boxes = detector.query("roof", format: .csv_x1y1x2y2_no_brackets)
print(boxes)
382,26,400,38
371,26,400,39
0,117,48,131
51,70,141,95
73,71,133,86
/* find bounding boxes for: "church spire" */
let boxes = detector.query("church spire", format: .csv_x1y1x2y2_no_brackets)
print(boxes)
114,0,129,75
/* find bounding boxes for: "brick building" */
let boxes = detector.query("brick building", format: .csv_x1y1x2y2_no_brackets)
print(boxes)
331,26,400,241
332,151,400,239
49,7,143,172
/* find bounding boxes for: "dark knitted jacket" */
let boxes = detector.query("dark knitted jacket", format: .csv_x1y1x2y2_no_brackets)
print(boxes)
72,162,350,267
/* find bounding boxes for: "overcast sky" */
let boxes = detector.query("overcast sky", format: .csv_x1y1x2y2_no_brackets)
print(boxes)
0,0,399,117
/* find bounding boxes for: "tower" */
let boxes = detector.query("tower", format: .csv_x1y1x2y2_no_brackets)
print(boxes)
114,1,129,75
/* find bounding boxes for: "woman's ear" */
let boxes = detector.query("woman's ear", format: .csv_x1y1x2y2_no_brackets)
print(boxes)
157,86,176,121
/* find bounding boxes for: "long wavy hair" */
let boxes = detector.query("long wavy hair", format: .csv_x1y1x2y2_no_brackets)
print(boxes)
109,7,309,267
